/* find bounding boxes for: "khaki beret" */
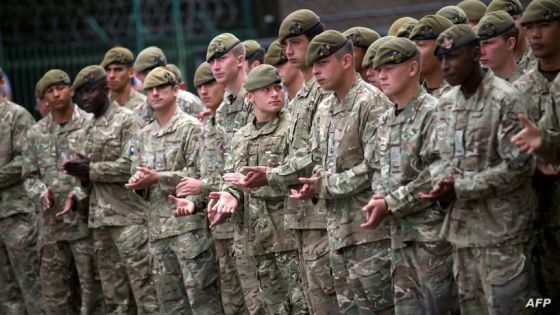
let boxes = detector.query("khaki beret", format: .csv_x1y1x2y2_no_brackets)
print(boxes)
165,64,183,83
279,9,322,43
486,0,524,16
343,27,381,48
435,24,479,56
396,22,417,38
243,40,264,59
264,40,288,66
521,0,560,25
305,30,350,67
73,65,107,90
437,6,469,24
388,17,418,36
206,33,242,62
410,15,454,40
39,69,71,96
476,11,516,40
193,62,215,88
373,37,418,69
362,36,395,68
133,46,167,72
142,67,176,90
35,78,44,99
101,47,134,68
244,64,282,91
458,0,488,22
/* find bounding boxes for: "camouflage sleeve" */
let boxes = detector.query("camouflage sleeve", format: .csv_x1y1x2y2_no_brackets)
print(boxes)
0,108,35,189
454,96,533,200
221,133,244,205
22,129,48,204
535,98,560,164
316,100,381,199
158,123,202,195
368,119,387,196
385,111,435,217
89,114,142,183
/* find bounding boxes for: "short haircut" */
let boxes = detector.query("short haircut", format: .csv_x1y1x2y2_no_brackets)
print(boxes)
303,22,326,42
335,40,354,64
500,25,519,49
247,48,265,65
231,44,246,58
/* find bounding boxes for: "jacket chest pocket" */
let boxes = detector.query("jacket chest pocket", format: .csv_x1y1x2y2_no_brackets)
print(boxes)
259,137,284,167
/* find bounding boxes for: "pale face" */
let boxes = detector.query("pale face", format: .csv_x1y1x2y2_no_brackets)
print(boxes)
480,36,514,70
277,62,300,86
209,51,244,84
145,84,178,112
365,66,381,88
105,64,133,93
247,83,285,117
285,35,310,69
196,80,225,111
312,54,347,91
378,62,412,98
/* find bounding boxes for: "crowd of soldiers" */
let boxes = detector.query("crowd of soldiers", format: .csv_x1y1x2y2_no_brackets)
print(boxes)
1,0,559,314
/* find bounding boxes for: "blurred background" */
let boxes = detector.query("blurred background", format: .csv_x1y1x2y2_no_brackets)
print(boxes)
0,0,529,117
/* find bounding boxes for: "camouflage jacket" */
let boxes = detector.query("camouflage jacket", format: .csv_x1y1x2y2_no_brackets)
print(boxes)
506,63,527,83
177,90,205,117
370,88,444,248
85,101,148,227
516,46,538,73
133,90,203,124
426,70,534,248
0,99,35,218
423,80,452,99
312,76,392,250
514,67,555,123
23,105,91,243
133,107,203,240
222,110,297,256
122,89,147,110
280,76,331,230
215,87,254,139
187,115,241,240
537,75,560,164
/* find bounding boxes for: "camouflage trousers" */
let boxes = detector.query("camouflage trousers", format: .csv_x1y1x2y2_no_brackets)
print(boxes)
150,229,223,315
330,240,394,315
295,229,339,315
392,241,458,315
254,250,309,314
0,212,42,315
234,224,265,315
40,236,104,315
532,226,560,314
214,237,248,315
93,225,159,314
453,244,531,315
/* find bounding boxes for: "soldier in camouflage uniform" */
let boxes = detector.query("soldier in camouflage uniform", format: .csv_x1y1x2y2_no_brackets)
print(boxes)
476,11,526,82
101,46,147,110
241,11,340,314
206,32,264,315
510,1,560,312
409,15,453,98
125,67,222,315
286,31,393,314
210,64,308,314
34,76,51,118
63,65,159,314
420,25,534,314
342,27,380,81
362,36,394,90
486,0,538,72
264,39,303,102
0,68,42,315
362,38,457,314
174,62,248,315
22,69,103,314
132,46,204,123
165,64,205,117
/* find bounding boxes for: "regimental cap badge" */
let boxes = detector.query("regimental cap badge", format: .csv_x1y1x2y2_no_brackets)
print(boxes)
289,22,303,35
317,43,332,57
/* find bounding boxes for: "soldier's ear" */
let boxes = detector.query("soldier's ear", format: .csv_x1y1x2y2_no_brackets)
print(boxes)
471,44,481,63
342,53,354,70
246,91,254,103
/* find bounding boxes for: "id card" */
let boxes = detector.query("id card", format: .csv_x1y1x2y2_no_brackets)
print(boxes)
454,129,465,157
